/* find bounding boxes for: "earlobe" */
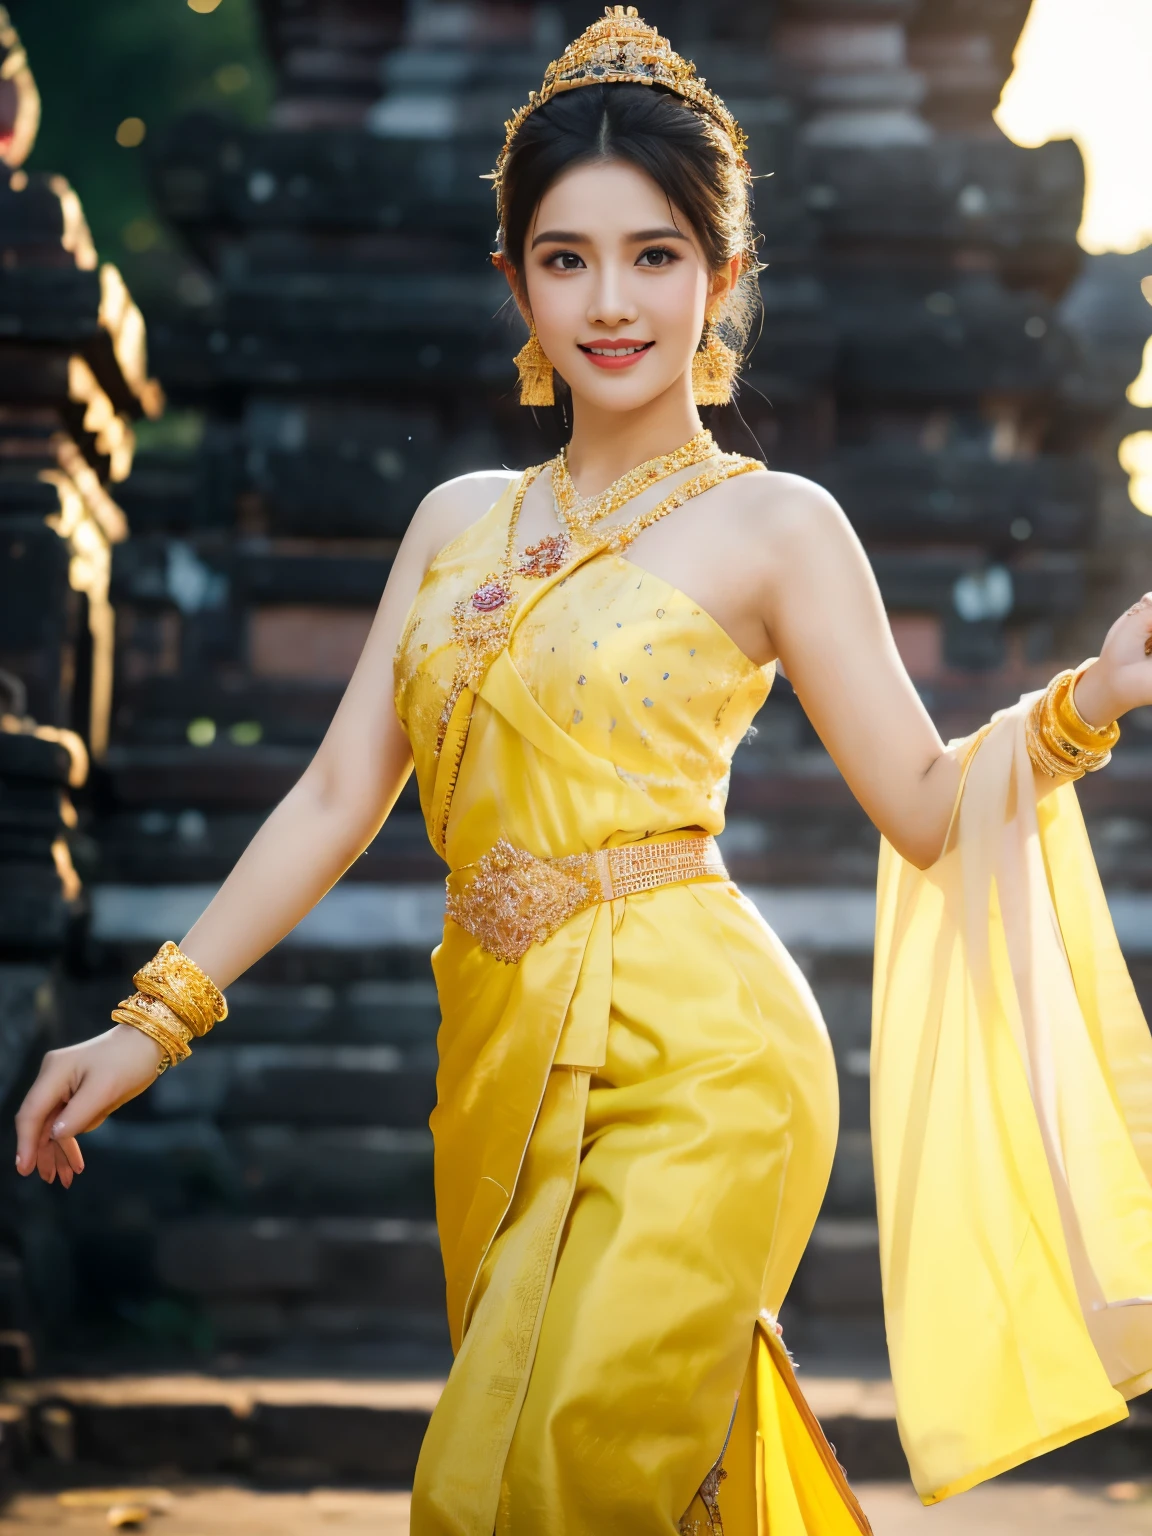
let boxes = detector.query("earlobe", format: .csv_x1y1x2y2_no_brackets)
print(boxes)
710,256,740,304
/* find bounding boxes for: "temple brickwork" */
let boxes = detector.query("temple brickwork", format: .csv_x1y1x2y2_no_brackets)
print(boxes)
0,6,163,1371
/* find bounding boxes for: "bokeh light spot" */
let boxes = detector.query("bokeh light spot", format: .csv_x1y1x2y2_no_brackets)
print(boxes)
122,217,160,253
187,718,217,747
176,270,215,307
115,118,146,149
187,0,224,12
214,63,251,94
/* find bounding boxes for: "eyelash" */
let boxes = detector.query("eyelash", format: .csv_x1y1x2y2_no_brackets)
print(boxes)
543,246,681,271
638,246,679,267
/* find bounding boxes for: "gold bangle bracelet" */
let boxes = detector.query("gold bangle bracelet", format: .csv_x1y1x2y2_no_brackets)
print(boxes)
1036,696,1111,774
111,992,193,1070
1057,661,1120,751
1041,686,1105,768
1027,669,1118,779
1026,696,1079,778
133,941,227,1038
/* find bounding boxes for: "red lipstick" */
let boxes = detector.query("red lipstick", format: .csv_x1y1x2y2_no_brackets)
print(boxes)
577,339,655,371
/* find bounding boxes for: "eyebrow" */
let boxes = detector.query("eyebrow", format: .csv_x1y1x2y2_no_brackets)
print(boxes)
530,225,691,249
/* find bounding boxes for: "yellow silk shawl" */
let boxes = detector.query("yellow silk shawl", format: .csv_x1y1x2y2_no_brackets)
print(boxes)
394,475,872,1536
875,700,1152,1502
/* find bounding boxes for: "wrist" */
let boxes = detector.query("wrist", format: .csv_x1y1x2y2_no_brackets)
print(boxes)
1071,660,1122,729
111,1022,167,1069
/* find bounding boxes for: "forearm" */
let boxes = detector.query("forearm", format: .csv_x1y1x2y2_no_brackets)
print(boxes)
897,748,961,867
906,737,1064,868
894,658,1123,868
176,773,393,989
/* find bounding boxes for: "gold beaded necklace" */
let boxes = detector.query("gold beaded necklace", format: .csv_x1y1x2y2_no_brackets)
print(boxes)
596,454,760,554
551,428,718,538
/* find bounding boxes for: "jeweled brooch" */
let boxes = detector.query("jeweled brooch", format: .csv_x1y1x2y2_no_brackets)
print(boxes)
469,578,513,612
518,534,570,579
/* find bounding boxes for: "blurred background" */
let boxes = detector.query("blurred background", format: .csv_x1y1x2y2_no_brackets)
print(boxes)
1,0,1151,1526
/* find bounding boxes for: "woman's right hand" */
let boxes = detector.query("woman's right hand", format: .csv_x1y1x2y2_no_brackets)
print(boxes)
14,1025,166,1189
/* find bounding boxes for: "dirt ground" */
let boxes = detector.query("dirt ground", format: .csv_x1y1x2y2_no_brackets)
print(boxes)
861,1480,1152,1533
5,1480,1152,1534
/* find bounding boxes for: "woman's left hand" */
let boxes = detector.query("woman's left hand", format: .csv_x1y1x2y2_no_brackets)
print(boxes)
1072,593,1152,727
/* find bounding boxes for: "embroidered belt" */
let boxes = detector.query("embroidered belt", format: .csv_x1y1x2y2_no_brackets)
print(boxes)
445,834,728,965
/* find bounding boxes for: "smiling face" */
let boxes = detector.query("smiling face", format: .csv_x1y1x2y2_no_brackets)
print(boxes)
518,157,733,416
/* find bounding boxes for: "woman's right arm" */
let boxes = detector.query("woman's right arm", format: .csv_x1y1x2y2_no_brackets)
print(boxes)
753,474,1152,869
14,471,514,1187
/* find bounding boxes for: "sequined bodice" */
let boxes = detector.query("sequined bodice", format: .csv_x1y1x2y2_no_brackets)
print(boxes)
394,476,773,861
507,553,770,814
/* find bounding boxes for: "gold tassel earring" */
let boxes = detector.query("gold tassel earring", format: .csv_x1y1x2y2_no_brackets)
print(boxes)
514,326,554,406
692,320,738,406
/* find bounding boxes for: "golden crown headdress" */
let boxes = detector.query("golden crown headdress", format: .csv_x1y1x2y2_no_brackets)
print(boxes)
491,6,749,226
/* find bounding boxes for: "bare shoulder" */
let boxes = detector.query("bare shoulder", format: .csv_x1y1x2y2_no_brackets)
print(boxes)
729,467,847,533
722,467,859,560
405,469,519,573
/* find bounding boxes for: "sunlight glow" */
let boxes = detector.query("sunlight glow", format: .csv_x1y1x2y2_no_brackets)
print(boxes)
1131,339,1152,409
1122,279,1152,513
998,2,1152,516
1119,433,1152,517
1128,277,1152,408
995,0,1152,254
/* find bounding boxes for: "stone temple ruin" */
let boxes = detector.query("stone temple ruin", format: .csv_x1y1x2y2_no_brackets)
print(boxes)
0,0,1151,1469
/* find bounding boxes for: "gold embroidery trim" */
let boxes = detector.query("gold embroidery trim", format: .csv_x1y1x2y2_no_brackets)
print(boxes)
679,1399,736,1536
761,1324,874,1535
435,465,544,756
446,834,727,964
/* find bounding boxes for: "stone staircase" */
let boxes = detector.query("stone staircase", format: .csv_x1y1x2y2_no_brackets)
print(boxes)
52,936,445,1374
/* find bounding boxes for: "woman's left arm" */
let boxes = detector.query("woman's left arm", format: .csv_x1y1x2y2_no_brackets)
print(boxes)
758,475,1152,870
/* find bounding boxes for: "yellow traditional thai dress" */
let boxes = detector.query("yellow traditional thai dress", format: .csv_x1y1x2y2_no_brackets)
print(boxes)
393,465,1152,1534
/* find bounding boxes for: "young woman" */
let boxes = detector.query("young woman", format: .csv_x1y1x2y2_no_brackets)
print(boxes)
16,9,1152,1533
